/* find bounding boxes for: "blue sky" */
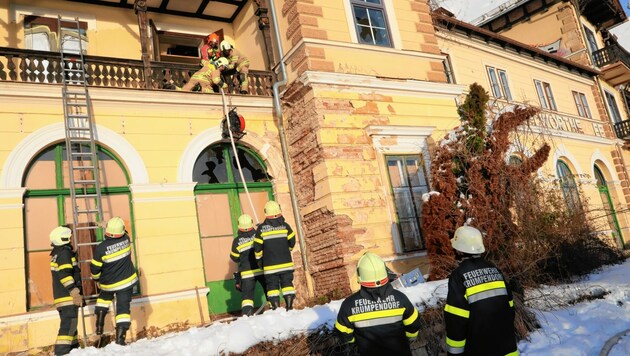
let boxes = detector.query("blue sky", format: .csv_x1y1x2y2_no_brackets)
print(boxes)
624,0,630,16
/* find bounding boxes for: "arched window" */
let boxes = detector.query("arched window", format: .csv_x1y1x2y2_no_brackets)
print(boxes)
193,143,273,314
594,165,624,249
508,155,523,166
23,143,134,309
556,160,581,212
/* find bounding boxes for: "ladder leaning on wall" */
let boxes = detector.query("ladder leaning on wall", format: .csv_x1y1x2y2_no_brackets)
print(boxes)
58,15,104,340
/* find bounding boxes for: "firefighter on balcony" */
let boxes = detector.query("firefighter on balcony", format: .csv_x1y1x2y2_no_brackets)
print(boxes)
201,32,221,63
90,217,138,346
335,252,421,356
49,226,83,356
254,201,296,310
177,57,230,93
444,226,518,356
220,40,250,94
230,214,267,316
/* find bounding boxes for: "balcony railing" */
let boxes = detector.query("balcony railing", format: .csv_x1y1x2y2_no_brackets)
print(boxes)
592,43,630,69
0,47,273,96
613,120,630,139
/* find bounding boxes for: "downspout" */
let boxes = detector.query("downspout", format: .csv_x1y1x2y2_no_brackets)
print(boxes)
268,0,315,298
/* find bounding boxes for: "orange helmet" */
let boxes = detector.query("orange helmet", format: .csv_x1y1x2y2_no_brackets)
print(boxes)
207,33,220,47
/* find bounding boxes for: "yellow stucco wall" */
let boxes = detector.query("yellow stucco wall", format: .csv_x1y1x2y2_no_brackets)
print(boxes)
499,2,566,49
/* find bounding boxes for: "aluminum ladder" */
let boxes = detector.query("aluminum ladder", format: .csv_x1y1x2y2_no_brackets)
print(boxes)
58,16,103,303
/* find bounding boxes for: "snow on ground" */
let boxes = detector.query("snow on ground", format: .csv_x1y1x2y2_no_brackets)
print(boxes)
72,258,630,356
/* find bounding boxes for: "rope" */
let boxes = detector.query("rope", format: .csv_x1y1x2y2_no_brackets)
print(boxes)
219,87,260,224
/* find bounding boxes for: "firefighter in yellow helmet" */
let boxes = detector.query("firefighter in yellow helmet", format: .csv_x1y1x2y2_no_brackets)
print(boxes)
90,217,138,345
335,252,421,355
230,214,268,316
49,226,83,355
444,226,518,356
177,57,230,93
219,40,250,94
253,201,297,310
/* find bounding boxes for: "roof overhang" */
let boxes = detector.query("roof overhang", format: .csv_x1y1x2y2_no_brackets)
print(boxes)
600,61,630,86
65,0,248,23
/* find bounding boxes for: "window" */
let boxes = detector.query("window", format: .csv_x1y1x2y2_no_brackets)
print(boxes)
23,143,134,309
605,91,623,123
584,26,598,62
534,80,557,110
193,143,272,314
487,66,512,100
443,55,456,84
386,155,430,252
351,0,392,47
594,165,624,249
572,91,592,118
24,16,88,54
508,155,523,166
556,160,581,212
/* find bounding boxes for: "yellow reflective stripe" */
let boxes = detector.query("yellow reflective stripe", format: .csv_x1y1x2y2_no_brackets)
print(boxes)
71,257,77,265
267,289,280,297
91,272,101,279
116,314,131,321
466,280,506,297
102,246,131,261
403,308,418,326
444,304,470,318
54,296,73,304
509,300,514,307
254,238,263,244
446,336,466,347
287,231,295,240
348,308,405,322
255,251,263,258
261,229,288,237
242,299,254,307
60,276,74,286
406,330,419,338
335,321,353,334
264,262,294,271
91,259,103,267
100,273,137,289
506,351,519,356
57,263,73,270
230,251,239,258
237,241,254,251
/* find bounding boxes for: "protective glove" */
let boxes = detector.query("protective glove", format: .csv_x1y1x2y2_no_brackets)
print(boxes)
233,272,242,292
70,288,83,306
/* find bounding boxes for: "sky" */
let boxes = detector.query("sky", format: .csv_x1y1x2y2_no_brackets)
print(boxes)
70,258,630,356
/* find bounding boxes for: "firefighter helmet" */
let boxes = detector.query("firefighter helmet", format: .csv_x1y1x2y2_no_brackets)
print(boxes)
105,217,126,238
50,226,72,246
451,226,485,254
264,201,281,218
220,40,233,52
207,33,220,46
356,252,389,288
238,214,254,231
215,57,229,69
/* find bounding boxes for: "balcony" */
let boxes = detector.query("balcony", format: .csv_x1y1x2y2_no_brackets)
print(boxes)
592,44,630,86
614,120,630,140
0,47,273,96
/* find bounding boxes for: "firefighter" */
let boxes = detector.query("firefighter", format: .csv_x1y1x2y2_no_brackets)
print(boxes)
49,226,83,356
335,252,421,356
90,217,138,346
219,40,250,94
230,214,267,316
254,201,296,310
201,32,221,63
444,226,519,356
177,57,230,93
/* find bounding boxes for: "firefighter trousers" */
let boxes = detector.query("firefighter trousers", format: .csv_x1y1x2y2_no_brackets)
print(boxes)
95,287,133,328
55,305,79,356
265,271,295,303
240,274,267,313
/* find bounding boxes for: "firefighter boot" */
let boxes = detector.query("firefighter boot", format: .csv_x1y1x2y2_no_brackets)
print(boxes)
269,297,280,310
95,309,107,335
115,325,128,346
242,305,254,317
285,295,295,311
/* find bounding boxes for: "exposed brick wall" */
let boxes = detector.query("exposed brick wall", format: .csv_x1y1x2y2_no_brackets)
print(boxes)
590,84,614,138
557,4,590,67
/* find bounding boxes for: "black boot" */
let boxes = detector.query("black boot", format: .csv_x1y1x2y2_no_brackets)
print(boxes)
269,297,280,310
285,295,295,311
95,310,107,335
242,305,253,317
115,326,128,345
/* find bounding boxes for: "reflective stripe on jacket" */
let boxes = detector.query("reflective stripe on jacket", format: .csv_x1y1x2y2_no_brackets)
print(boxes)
90,234,138,292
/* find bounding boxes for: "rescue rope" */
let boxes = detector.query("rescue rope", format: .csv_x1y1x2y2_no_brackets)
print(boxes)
219,87,260,224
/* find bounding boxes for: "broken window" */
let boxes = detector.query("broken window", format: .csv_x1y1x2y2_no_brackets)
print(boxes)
350,0,392,47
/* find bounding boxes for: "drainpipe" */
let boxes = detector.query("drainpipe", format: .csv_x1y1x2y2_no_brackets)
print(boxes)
268,0,315,298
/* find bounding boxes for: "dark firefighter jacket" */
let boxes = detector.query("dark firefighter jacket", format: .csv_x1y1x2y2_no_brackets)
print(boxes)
335,283,421,356
444,256,518,356
253,216,295,275
90,234,138,292
230,229,263,279
50,244,81,308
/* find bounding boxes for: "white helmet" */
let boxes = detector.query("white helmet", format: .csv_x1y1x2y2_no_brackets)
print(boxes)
451,226,485,254
215,57,229,69
50,226,72,246
220,40,233,52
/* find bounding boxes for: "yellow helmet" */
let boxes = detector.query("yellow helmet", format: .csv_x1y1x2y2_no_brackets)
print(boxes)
451,226,485,254
215,57,229,69
356,252,388,288
238,214,254,231
50,226,72,246
264,201,281,218
105,217,126,238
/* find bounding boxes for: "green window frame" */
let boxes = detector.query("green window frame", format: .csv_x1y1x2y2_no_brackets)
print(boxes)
556,160,581,212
